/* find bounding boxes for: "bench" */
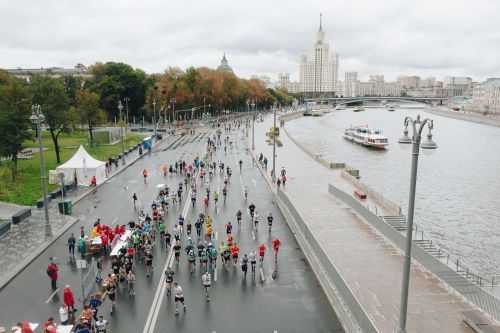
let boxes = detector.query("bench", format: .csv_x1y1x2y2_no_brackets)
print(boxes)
354,190,367,200
463,311,500,333
12,208,31,224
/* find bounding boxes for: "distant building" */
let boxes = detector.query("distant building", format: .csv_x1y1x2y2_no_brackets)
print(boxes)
277,73,290,89
397,75,421,89
419,77,436,88
344,72,359,97
299,14,339,95
443,76,473,96
468,78,500,115
3,64,92,81
217,53,234,73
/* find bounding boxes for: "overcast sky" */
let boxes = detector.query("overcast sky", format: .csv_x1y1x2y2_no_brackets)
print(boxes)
1,0,499,82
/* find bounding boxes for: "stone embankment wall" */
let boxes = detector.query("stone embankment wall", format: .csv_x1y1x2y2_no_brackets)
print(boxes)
340,171,401,216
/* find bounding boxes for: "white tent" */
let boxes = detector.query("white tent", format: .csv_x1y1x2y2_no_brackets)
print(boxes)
56,145,107,186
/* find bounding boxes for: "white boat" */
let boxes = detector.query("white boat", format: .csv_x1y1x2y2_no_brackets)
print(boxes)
335,105,346,111
343,126,389,149
353,106,365,112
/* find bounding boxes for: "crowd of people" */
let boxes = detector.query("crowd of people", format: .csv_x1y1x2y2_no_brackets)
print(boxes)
12,115,287,333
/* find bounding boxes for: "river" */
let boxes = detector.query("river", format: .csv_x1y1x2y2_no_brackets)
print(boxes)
286,106,500,277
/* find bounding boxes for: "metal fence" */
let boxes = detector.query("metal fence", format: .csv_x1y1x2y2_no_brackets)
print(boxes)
328,183,500,322
276,188,379,333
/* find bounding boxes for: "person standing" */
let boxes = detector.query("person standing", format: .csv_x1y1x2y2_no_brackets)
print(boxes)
63,285,76,313
68,233,76,257
47,258,59,290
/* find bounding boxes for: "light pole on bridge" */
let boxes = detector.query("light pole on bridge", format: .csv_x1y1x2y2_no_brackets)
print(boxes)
251,100,256,151
396,114,437,333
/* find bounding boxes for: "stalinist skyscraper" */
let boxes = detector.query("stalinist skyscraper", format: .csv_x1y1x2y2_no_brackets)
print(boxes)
299,14,339,96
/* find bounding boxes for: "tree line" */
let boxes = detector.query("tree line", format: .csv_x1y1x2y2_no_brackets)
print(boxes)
0,62,293,178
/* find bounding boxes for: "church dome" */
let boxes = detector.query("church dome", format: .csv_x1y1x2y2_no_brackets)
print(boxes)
217,53,234,73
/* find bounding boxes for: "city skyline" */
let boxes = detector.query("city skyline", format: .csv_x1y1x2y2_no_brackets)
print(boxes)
1,0,500,81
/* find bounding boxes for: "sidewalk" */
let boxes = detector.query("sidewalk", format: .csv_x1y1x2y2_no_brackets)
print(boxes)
253,116,479,332
0,135,176,288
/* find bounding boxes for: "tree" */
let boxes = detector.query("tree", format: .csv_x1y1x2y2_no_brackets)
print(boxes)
76,90,105,146
0,75,33,180
89,62,149,121
31,76,70,163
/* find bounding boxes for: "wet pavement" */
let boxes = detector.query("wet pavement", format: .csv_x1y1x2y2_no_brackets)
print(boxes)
254,114,480,333
0,125,342,333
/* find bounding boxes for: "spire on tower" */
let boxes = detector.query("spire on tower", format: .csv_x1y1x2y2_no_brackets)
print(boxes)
319,13,323,32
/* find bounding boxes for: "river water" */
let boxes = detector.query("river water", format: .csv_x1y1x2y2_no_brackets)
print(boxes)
286,106,500,277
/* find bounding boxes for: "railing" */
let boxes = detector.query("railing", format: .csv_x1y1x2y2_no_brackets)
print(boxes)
276,188,378,333
328,183,500,322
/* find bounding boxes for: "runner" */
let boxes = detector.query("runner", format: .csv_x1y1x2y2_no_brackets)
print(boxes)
145,249,153,277
195,218,202,237
186,221,192,236
127,270,136,296
241,253,249,279
244,187,248,200
248,203,256,219
225,221,233,235
201,271,212,302
142,169,148,184
249,251,257,278
231,242,240,265
267,212,274,232
95,315,108,333
208,243,217,272
165,268,174,296
191,191,196,208
236,209,242,225
165,229,172,248
173,240,182,265
239,159,243,172
272,238,281,265
258,243,266,265
132,193,138,209
188,249,196,273
173,282,187,315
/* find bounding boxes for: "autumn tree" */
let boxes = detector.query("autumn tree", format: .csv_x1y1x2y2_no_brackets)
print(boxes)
76,90,106,146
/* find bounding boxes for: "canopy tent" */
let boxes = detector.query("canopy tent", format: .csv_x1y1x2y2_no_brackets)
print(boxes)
56,145,106,186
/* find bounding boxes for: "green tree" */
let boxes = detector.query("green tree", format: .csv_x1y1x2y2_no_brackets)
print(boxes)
31,76,70,163
76,90,105,146
0,77,33,180
89,62,149,121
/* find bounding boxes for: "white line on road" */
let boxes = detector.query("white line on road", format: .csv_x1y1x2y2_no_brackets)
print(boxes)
45,288,60,303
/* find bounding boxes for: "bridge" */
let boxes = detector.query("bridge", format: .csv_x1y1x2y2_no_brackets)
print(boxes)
305,96,447,105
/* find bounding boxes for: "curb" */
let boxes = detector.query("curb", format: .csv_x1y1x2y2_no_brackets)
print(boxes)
0,136,176,291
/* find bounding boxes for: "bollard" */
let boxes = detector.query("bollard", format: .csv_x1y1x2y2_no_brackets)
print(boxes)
447,254,450,265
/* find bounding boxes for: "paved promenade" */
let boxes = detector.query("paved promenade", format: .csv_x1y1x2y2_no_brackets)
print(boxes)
254,114,481,332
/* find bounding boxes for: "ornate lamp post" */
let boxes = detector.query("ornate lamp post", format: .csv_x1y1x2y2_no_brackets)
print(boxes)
117,100,125,164
397,114,437,333
30,105,52,238
251,100,256,151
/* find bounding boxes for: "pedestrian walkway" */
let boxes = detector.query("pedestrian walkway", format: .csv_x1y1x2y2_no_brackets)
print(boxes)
254,116,481,332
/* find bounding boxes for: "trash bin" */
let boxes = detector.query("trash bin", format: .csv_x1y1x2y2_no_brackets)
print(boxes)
58,200,72,215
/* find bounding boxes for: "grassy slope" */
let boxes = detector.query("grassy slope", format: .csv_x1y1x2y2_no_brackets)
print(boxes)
0,130,146,205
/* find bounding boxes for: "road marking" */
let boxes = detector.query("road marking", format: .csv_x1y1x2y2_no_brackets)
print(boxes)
143,169,198,333
45,288,60,303
252,230,255,241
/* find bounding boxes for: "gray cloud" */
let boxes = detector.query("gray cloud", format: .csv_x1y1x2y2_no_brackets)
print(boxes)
1,0,499,82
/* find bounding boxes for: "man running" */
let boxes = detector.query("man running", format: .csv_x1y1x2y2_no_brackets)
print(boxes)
267,212,274,232
201,271,212,302
236,210,242,225
142,169,149,184
67,233,76,257
249,251,257,278
272,238,281,265
241,253,249,279
165,268,174,296
173,282,187,315
258,243,266,265
132,193,138,209
225,221,233,235
239,159,243,172
248,203,256,219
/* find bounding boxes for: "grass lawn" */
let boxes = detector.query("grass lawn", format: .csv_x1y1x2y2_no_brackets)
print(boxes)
0,130,147,205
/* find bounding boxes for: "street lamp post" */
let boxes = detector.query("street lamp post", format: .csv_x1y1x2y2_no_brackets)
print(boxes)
251,100,256,150
30,105,52,238
124,97,130,136
152,99,157,138
397,114,437,333
272,103,277,182
118,100,125,164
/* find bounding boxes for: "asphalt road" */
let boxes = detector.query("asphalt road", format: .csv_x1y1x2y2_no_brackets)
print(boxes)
0,123,342,333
